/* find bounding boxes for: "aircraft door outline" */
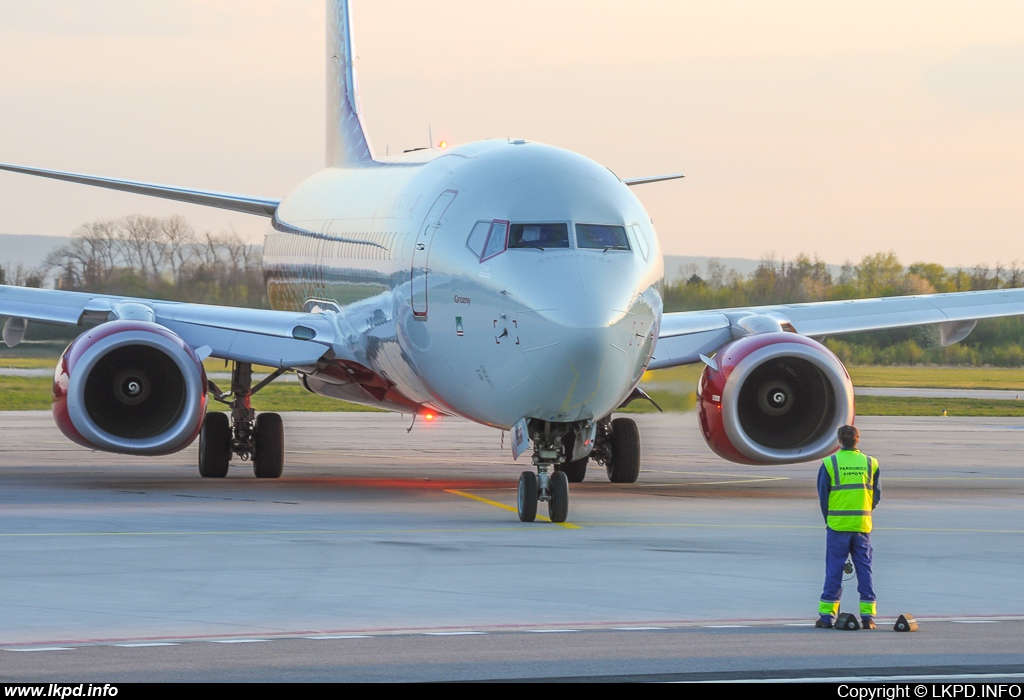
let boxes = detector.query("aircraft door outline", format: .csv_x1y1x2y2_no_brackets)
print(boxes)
411,189,457,318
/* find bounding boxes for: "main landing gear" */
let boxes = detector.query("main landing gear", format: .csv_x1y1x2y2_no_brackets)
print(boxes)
594,416,642,484
198,361,287,479
515,415,642,523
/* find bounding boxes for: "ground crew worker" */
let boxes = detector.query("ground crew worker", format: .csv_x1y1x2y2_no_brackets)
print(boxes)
816,424,880,629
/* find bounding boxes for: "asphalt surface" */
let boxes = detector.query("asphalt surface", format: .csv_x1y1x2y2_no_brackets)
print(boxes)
0,412,1022,681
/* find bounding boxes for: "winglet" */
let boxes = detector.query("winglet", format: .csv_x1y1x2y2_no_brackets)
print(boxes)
623,173,685,187
326,1,374,165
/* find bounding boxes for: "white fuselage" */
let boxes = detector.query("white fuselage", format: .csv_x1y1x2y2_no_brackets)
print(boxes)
263,139,664,429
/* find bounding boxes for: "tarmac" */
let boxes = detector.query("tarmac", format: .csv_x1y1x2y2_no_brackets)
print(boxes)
0,411,1022,681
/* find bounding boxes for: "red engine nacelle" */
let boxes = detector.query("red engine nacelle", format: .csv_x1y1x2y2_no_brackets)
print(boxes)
697,332,854,465
52,321,208,456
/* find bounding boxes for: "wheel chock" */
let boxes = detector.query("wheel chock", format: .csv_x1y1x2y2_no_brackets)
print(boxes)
835,612,860,630
894,614,918,632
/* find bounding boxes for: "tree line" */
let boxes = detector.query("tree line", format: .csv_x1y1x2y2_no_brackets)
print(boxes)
665,252,1024,366
1,215,266,344
32,215,267,308
3,220,1023,365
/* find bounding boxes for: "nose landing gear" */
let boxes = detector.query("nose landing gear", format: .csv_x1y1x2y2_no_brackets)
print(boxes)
517,466,570,523
516,421,572,523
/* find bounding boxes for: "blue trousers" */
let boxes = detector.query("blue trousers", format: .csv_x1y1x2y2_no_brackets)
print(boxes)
819,528,876,620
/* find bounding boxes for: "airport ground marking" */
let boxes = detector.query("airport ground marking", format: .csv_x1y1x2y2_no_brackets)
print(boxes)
290,449,504,467
0,521,1018,539
0,526,534,538
888,476,1024,481
4,617,1023,651
444,489,581,529
3,647,73,652
643,469,790,481
715,673,1024,684
210,639,268,644
567,522,1024,535
422,631,485,636
638,477,789,486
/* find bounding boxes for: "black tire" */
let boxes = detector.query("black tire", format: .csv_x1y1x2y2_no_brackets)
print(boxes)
198,412,231,478
548,470,569,523
606,417,641,483
253,412,284,479
517,471,538,523
557,456,588,483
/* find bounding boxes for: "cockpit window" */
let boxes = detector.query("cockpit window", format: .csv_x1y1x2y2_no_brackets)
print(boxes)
576,224,630,251
508,223,570,249
466,221,490,258
481,220,509,261
629,223,650,261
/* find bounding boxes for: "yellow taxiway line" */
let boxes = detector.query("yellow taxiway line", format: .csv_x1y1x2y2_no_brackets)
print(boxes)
445,489,581,529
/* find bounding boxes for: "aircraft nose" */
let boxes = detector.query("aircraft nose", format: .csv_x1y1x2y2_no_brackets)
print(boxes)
511,256,655,422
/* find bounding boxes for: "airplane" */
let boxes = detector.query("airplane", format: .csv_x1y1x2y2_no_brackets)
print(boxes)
2,0,1024,525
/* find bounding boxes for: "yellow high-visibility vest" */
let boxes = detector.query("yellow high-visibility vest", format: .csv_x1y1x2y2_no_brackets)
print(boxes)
824,449,878,533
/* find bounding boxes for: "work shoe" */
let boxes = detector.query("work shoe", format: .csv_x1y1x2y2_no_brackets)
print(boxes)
815,619,834,629
862,618,877,630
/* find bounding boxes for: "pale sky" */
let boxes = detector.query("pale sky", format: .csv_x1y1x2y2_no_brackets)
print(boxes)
1,0,1022,268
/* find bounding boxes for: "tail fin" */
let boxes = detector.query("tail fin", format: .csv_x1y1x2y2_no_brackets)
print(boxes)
326,1,374,165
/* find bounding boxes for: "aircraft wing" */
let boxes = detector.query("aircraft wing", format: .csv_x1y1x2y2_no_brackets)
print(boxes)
650,287,1024,370
0,163,280,217
0,284,343,369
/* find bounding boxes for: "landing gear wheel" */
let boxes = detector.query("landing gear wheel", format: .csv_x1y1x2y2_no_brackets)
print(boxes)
548,471,569,523
517,471,538,523
198,412,231,478
252,412,284,478
606,416,641,483
557,456,588,483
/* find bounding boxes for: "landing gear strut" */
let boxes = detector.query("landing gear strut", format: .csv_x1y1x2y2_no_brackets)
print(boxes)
198,361,287,478
517,421,572,524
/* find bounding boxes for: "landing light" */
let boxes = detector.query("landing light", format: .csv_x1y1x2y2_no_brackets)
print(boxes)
438,140,447,149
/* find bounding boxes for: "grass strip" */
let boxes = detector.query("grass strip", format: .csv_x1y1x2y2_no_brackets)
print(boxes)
0,377,52,410
855,395,1024,417
847,366,1024,390
0,376,382,413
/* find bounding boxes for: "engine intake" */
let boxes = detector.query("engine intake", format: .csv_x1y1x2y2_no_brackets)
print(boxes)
698,332,854,464
53,321,208,455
